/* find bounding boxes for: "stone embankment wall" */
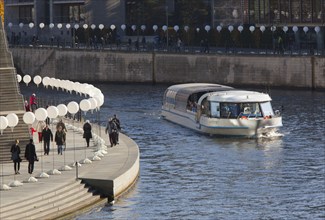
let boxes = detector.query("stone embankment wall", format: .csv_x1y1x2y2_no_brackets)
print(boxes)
11,48,325,90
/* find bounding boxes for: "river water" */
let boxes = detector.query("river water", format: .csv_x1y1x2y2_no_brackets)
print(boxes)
23,84,325,219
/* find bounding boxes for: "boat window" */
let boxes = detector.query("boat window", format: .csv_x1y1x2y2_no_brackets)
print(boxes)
239,103,262,118
210,102,219,117
220,103,240,118
260,102,274,116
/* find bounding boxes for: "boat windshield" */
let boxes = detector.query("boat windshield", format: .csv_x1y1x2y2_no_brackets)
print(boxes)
210,102,264,118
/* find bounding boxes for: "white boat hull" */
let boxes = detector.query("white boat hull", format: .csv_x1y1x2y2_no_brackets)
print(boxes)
161,108,282,138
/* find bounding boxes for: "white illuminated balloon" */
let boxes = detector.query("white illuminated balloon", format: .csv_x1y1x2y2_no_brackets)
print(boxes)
174,25,179,32
57,104,68,117
260,26,266,32
39,23,45,29
303,26,309,33
66,24,71,29
47,106,59,119
0,116,8,134
228,25,234,32
74,24,79,29
153,25,158,32
6,113,19,130
57,23,63,29
80,99,91,113
19,23,24,28
249,26,255,32
88,98,98,113
33,75,42,87
17,74,22,82
217,26,222,32
35,108,48,121
91,24,96,30
49,23,54,29
238,26,243,33
131,25,136,31
292,26,298,33
99,24,104,30
121,24,126,31
204,25,211,32
162,25,167,32
42,76,50,88
67,101,79,114
83,24,88,29
23,112,35,125
29,23,34,28
184,26,189,32
23,75,31,86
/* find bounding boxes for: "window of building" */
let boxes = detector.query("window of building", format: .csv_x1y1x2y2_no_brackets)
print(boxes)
19,6,34,23
291,0,301,22
59,4,83,23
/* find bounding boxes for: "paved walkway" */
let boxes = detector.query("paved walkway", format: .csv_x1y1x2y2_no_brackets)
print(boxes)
0,119,139,214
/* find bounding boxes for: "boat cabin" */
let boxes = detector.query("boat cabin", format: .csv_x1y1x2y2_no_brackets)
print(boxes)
163,83,275,119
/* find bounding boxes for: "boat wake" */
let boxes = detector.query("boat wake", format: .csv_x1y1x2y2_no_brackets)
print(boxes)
258,130,284,139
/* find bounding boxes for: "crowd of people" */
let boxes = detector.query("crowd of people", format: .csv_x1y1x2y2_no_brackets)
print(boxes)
11,101,122,175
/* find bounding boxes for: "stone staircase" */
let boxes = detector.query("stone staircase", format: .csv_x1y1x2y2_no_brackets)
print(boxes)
0,17,31,163
0,180,104,220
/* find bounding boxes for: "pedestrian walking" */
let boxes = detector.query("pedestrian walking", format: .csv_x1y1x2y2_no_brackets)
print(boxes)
25,139,38,174
112,114,121,144
55,126,66,155
105,118,118,147
41,124,53,155
29,93,37,112
35,120,45,143
10,139,21,174
56,119,67,132
83,120,92,147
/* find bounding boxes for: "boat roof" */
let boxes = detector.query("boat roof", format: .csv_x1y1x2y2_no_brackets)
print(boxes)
208,90,272,102
166,83,234,95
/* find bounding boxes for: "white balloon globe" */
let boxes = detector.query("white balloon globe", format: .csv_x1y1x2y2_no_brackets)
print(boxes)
57,104,68,117
35,108,48,121
0,116,9,130
80,99,91,112
33,75,42,87
67,101,79,114
6,113,19,128
17,74,22,82
23,112,35,125
23,75,31,86
47,106,59,119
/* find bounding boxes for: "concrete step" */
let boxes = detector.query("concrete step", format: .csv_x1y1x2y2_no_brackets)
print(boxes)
0,180,102,220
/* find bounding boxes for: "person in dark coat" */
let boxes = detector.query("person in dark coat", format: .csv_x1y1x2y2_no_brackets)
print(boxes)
10,139,21,174
55,126,66,155
112,114,121,144
83,120,92,147
105,118,118,147
25,139,38,174
41,124,53,155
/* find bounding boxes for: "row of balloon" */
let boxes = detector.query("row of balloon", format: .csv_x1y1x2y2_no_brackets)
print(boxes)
17,74,104,111
7,22,322,35
0,75,107,190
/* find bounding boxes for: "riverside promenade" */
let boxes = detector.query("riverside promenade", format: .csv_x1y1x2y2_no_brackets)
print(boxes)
0,119,140,220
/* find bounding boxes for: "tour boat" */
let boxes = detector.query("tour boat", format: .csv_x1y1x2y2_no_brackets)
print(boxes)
161,83,282,138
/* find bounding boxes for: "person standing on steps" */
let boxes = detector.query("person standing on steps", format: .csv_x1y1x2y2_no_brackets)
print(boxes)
25,139,38,174
29,93,37,112
10,139,21,174
55,126,66,155
83,120,92,147
41,124,53,155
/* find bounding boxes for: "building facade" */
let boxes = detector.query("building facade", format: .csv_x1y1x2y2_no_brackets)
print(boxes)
4,0,324,49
